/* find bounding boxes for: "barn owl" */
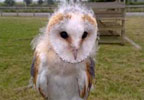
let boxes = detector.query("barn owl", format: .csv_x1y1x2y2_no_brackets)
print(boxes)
31,3,98,100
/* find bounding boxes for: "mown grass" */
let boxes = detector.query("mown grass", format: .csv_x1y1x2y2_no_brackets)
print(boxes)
0,16,144,100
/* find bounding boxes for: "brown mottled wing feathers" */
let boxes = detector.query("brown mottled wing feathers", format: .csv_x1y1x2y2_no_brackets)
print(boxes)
88,57,95,89
89,57,95,78
31,56,36,77
79,57,95,99
30,52,40,85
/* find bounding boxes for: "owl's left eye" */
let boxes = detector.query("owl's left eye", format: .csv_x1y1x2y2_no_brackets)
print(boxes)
82,31,88,39
60,31,69,39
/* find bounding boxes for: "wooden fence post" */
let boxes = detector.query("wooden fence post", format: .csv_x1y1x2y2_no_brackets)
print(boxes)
33,12,35,16
0,11,2,16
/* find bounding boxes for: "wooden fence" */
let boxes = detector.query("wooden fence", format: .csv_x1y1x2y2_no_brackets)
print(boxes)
126,5,144,12
0,7,54,16
0,5,144,16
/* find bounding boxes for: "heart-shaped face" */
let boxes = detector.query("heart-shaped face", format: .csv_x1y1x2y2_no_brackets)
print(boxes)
48,13,97,63
45,4,98,63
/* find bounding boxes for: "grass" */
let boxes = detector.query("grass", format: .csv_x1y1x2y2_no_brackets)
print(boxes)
127,8,144,12
0,16,144,100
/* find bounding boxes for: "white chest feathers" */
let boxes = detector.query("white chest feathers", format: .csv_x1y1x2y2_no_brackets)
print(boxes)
36,61,88,100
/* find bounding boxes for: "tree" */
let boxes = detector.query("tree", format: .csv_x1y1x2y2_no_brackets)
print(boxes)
24,0,32,6
38,0,43,5
4,0,15,6
88,0,115,2
45,0,54,5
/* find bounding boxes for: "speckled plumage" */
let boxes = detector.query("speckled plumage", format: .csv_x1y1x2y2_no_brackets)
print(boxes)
31,3,98,100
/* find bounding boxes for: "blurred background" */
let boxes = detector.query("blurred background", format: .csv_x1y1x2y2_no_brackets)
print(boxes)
0,0,144,100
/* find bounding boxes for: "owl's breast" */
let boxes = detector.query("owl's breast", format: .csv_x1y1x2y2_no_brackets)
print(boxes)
35,46,87,100
37,65,85,100
40,47,84,75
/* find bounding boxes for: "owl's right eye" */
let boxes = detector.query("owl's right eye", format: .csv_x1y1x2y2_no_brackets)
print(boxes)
82,31,88,39
60,31,69,39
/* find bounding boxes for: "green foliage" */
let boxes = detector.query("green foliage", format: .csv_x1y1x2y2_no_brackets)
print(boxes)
24,0,32,6
0,2,5,6
4,0,15,6
129,2,144,5
46,0,54,4
1,8,53,13
38,0,43,5
88,0,115,2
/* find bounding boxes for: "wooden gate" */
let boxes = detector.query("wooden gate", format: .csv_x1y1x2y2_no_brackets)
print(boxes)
86,0,126,45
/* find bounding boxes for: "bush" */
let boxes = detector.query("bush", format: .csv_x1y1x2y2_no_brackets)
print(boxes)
4,0,15,6
38,0,43,5
46,0,54,4
129,2,144,5
24,0,32,6
0,3,5,6
88,0,115,2
15,2,25,7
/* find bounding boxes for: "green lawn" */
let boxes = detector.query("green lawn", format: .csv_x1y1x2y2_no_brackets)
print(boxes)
0,16,144,100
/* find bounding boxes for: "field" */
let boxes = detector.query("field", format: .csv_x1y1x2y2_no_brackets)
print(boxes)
0,16,144,100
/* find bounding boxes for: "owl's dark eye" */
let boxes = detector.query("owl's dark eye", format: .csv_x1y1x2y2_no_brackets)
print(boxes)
82,31,88,39
60,31,69,39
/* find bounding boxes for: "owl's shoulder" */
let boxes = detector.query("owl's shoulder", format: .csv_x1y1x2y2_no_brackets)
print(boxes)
31,40,58,84
78,58,95,99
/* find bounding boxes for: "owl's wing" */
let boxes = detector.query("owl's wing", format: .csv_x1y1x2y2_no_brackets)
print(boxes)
30,52,40,85
78,57,95,99
31,52,48,99
88,57,95,78
31,55,36,78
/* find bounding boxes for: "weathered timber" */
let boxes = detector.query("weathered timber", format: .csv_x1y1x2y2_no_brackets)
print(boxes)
86,1,126,44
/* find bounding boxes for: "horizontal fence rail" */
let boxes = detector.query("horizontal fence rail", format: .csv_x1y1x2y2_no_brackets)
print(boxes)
0,7,55,16
0,6,56,10
0,5,144,16
126,5,144,12
126,5,144,8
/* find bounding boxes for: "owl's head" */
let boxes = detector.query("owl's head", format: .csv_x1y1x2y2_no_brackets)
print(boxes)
47,4,98,63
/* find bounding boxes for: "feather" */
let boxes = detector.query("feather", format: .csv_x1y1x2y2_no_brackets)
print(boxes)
30,52,40,85
30,56,36,77
89,57,95,78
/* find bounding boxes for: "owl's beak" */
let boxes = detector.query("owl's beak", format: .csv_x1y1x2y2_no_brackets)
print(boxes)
72,49,78,60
